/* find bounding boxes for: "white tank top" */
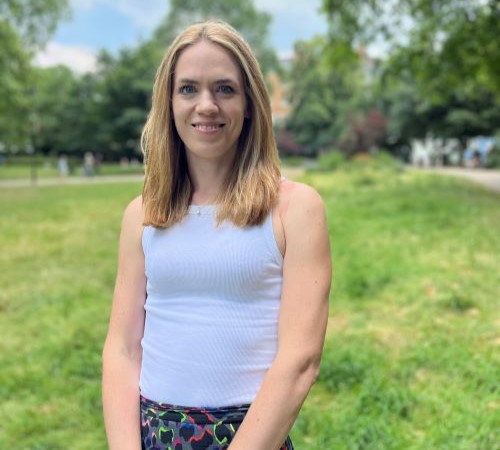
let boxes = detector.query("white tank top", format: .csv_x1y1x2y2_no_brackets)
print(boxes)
139,205,283,407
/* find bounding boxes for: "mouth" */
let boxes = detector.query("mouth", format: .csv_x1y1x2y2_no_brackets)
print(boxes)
192,123,225,131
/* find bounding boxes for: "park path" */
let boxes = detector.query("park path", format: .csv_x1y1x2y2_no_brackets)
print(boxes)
0,167,306,188
0,173,145,188
414,167,500,194
2,166,498,193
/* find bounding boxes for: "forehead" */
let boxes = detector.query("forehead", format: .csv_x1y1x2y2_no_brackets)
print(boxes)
173,40,244,83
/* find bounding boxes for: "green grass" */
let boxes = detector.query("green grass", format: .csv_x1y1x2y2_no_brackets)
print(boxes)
0,166,498,449
296,167,499,450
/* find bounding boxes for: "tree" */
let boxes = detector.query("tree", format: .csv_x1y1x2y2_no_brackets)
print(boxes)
321,0,500,161
379,70,500,159
0,20,31,148
153,0,278,74
90,41,162,159
321,0,500,99
0,0,69,48
31,66,109,158
285,36,387,156
0,0,69,149
31,65,78,155
285,37,353,155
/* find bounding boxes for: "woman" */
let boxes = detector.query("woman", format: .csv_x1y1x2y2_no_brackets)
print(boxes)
102,20,332,450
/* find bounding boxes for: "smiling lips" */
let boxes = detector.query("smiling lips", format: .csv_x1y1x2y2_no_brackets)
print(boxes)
192,123,225,132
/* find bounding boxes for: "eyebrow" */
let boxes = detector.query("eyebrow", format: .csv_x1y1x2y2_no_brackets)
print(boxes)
176,78,198,85
175,78,237,85
214,79,236,85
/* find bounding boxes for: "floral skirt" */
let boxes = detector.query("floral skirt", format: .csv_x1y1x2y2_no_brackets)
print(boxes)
140,395,294,450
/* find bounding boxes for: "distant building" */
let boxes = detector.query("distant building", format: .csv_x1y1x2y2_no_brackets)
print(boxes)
410,136,461,167
356,47,381,84
266,71,291,125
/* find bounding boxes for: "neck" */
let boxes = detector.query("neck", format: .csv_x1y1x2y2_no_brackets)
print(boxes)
188,159,233,206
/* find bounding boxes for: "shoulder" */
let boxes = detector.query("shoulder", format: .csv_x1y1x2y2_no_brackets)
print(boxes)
274,180,329,257
120,195,144,238
123,195,143,222
277,180,326,225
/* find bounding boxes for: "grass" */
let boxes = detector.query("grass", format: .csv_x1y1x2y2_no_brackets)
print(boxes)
297,165,499,450
0,164,498,449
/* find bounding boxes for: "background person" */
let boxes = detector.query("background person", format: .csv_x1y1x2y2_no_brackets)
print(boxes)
83,151,95,177
57,154,69,177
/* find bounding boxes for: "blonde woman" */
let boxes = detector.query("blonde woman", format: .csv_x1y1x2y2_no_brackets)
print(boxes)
102,20,332,450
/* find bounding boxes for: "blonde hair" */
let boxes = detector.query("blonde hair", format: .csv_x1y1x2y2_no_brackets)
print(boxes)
141,20,280,228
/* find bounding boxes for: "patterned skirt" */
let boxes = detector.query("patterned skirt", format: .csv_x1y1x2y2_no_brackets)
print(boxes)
140,395,294,450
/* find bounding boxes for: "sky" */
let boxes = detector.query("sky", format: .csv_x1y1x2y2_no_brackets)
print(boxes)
35,0,329,73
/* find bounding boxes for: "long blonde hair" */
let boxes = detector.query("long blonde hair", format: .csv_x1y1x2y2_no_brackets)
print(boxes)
141,20,280,228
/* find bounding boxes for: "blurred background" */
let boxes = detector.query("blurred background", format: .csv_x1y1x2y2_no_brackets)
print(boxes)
0,1,498,449
1,0,499,174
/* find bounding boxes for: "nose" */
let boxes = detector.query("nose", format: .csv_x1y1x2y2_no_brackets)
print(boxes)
196,90,218,115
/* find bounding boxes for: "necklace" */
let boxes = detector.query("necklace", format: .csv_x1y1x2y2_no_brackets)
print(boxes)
189,204,214,216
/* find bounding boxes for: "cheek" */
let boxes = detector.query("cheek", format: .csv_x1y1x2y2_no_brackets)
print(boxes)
171,112,186,138
172,98,187,119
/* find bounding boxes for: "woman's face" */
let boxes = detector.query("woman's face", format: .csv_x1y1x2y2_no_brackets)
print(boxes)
172,40,248,166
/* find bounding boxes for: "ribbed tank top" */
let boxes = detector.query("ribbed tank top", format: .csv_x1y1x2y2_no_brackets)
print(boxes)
139,205,283,407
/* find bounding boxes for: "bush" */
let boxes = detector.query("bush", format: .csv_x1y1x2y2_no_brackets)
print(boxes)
484,132,500,168
280,155,306,167
349,151,402,171
485,148,500,168
316,150,346,171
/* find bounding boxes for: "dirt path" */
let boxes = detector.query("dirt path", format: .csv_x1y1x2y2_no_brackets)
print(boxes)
0,174,145,188
412,167,500,194
0,167,305,189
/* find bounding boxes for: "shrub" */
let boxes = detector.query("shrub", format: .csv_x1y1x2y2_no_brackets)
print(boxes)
485,148,500,168
316,150,346,171
280,155,306,167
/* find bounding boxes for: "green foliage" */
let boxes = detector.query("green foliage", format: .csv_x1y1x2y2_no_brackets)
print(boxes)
0,0,70,49
285,34,389,156
89,41,162,158
286,37,362,155
280,155,307,168
30,65,78,154
322,0,500,96
153,0,278,74
485,135,500,168
0,0,69,149
380,57,500,148
0,20,31,147
315,150,346,171
320,0,500,154
16,30,160,159
313,151,401,174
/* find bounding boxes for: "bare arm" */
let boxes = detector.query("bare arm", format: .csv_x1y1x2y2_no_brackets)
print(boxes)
102,196,146,450
229,182,332,449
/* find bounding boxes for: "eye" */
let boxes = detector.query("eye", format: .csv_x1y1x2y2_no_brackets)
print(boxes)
217,85,235,95
179,85,196,95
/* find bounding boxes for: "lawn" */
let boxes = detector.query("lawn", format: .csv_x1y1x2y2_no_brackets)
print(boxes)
0,164,498,449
